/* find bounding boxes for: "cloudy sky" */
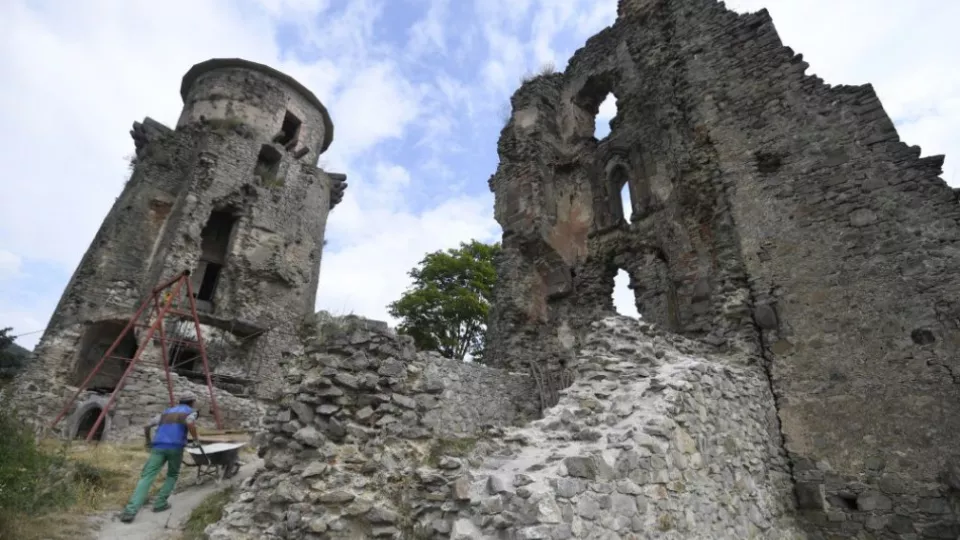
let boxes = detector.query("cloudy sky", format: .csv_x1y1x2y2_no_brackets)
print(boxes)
0,0,957,350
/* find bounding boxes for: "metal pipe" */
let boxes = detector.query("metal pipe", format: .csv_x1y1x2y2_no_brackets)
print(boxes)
49,286,156,431
184,278,223,429
84,279,184,442
151,270,190,294
153,296,176,407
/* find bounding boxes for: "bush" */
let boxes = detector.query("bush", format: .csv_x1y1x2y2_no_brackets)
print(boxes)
182,487,235,540
0,327,30,379
0,397,75,534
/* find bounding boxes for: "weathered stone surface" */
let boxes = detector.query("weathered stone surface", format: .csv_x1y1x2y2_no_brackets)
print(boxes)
209,316,807,539
14,57,347,436
481,0,960,537
207,313,538,539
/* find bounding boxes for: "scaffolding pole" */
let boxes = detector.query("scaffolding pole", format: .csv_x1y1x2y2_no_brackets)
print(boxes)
49,270,224,441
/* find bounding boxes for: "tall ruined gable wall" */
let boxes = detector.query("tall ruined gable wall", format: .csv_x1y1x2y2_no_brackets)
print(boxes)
652,3,960,537
487,0,960,536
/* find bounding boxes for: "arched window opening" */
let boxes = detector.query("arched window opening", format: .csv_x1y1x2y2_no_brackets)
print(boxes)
613,269,641,318
621,184,633,224
609,165,634,225
75,407,106,441
594,93,618,140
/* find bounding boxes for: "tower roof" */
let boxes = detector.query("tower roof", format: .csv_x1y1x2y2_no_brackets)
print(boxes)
180,58,335,152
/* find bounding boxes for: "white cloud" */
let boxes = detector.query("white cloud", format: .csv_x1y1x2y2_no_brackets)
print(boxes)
0,250,21,280
0,0,468,346
406,0,450,58
0,0,957,351
317,191,499,322
726,0,960,181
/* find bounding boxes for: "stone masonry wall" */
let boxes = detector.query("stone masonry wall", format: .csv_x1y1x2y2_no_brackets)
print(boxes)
18,360,263,442
446,316,803,539
208,314,539,539
484,0,960,536
209,316,804,539
17,59,346,436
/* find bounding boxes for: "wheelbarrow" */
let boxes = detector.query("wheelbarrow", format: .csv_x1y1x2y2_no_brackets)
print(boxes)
183,442,246,484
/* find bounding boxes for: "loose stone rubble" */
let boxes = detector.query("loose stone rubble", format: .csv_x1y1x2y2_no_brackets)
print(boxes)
208,315,805,539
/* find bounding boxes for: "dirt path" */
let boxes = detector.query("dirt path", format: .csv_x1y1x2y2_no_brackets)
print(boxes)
92,458,261,540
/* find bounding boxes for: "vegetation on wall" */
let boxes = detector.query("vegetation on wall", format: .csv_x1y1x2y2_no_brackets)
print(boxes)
388,240,500,363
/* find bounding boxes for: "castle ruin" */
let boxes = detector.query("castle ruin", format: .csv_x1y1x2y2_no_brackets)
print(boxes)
484,0,960,536
13,0,960,538
208,0,960,538
15,58,347,440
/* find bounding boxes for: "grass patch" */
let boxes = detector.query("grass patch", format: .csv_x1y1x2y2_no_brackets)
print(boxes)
520,62,557,83
180,487,234,540
0,399,173,540
254,162,285,189
426,437,478,466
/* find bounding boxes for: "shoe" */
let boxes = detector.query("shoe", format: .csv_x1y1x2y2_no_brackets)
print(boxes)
152,503,171,512
120,513,136,523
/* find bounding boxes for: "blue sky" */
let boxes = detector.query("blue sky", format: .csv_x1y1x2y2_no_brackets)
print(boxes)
1,0,958,350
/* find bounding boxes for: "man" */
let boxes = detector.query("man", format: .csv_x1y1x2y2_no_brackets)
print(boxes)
120,390,201,523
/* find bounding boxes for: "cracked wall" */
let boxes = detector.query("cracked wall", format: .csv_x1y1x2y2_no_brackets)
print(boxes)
486,0,960,537
15,58,346,438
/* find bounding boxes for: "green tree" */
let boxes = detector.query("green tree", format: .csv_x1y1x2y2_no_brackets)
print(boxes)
388,241,500,363
0,328,29,378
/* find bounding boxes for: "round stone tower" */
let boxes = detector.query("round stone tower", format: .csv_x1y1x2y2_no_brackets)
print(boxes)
17,58,348,437
177,58,335,165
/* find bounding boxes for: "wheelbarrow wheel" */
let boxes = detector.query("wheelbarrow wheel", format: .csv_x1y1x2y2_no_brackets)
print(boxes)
224,462,241,479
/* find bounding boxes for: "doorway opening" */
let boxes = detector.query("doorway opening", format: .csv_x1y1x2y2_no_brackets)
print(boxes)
74,407,106,441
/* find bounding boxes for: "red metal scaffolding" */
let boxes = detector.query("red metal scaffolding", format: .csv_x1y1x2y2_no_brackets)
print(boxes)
50,270,224,442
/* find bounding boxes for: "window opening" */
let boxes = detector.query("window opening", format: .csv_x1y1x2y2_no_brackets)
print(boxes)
255,144,282,178
621,184,633,224
73,321,137,391
274,111,302,147
192,210,236,307
609,165,634,225
594,93,618,139
197,263,222,302
171,344,199,374
613,268,641,318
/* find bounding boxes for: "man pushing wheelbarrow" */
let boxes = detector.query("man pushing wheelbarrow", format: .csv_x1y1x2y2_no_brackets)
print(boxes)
119,391,201,523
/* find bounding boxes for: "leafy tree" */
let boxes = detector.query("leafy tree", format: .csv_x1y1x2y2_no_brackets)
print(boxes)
0,328,29,379
389,241,500,363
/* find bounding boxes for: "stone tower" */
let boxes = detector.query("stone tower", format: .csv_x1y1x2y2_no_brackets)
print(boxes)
486,0,960,536
16,58,346,436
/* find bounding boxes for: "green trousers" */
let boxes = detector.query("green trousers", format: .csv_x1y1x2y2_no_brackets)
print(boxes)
122,447,183,515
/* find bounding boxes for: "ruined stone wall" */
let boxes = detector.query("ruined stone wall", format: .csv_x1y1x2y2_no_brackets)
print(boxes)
486,0,960,536
667,5,960,538
207,314,539,539
210,316,804,539
20,362,263,443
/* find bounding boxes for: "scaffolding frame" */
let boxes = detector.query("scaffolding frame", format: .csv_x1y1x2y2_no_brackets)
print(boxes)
49,270,223,442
